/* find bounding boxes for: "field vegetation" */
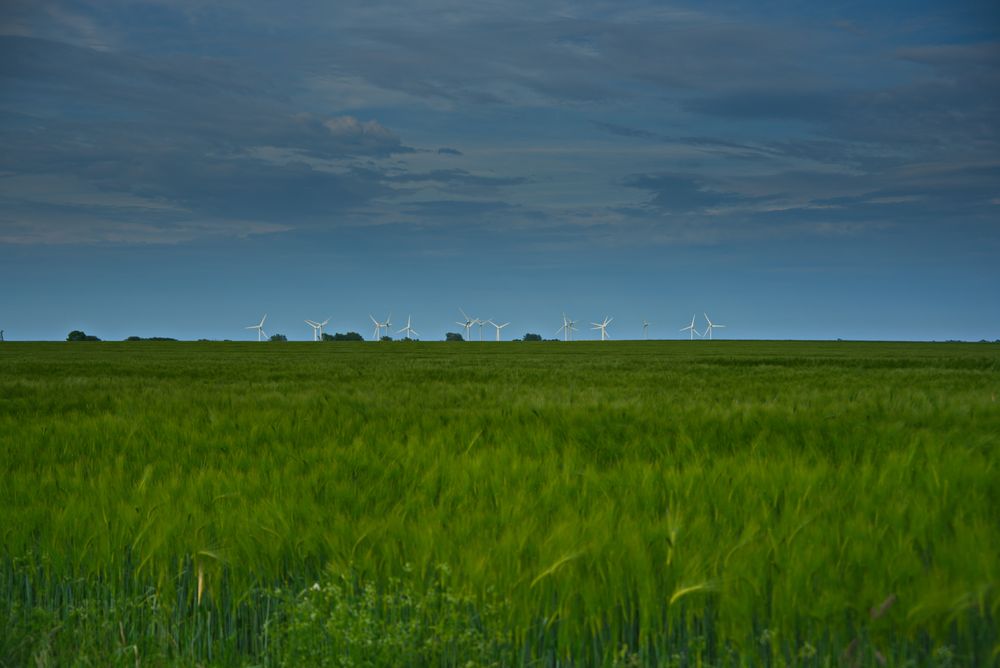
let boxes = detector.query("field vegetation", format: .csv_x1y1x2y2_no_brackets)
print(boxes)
0,341,997,666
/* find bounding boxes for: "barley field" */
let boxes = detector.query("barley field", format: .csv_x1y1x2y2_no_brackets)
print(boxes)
0,341,997,666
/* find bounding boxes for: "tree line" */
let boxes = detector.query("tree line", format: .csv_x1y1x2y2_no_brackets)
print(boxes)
65,330,554,342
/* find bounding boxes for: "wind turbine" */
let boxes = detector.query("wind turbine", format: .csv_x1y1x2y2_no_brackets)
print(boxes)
305,320,320,341
476,318,487,341
397,315,419,340
556,313,578,341
591,316,613,341
456,308,476,341
305,317,330,341
370,313,391,340
642,319,651,340
245,314,268,342
702,313,726,340
488,320,509,341
680,315,700,340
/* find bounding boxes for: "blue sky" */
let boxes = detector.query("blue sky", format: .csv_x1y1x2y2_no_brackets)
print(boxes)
1,0,997,341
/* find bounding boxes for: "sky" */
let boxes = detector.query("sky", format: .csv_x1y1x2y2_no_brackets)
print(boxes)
1,0,998,341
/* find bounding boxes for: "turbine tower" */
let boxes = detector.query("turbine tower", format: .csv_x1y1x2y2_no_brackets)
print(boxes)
370,313,391,340
316,317,330,340
397,315,419,340
591,316,613,341
488,320,510,341
642,319,650,340
680,315,700,340
702,313,726,340
456,308,476,341
245,314,268,341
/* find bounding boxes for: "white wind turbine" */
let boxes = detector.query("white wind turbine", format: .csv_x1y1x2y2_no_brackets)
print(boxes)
680,314,700,340
397,315,419,340
245,314,268,341
556,313,578,341
591,316,613,341
488,319,509,341
305,317,330,341
456,308,476,341
642,319,651,340
370,313,392,340
702,312,726,340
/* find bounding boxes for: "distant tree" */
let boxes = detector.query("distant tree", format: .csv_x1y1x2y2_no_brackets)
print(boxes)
67,330,101,342
126,336,142,341
125,336,178,342
321,333,335,341
445,332,464,342
523,333,542,342
327,332,363,341
269,333,288,342
380,335,393,342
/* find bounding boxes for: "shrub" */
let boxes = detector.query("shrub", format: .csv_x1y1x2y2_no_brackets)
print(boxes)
67,330,100,341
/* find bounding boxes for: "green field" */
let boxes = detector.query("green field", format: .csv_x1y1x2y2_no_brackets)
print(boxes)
1,341,997,666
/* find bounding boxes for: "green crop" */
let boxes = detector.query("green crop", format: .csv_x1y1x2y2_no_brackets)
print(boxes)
0,341,997,666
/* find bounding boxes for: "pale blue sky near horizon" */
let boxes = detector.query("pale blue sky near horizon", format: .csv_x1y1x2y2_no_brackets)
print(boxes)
1,1,997,341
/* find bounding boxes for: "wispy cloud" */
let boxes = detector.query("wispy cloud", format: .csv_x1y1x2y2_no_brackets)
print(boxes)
0,1,997,251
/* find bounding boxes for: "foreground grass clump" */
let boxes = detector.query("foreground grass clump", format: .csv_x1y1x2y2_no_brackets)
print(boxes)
272,565,511,667
0,340,998,666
